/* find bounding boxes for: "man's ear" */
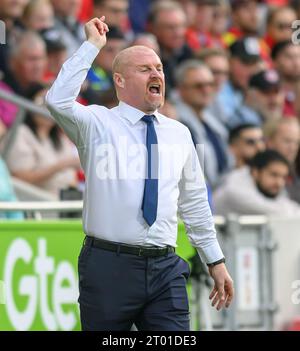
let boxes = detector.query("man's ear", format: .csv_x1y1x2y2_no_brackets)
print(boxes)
114,73,125,88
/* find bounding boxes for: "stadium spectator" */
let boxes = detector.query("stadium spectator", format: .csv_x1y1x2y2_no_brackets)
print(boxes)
2,31,47,97
223,0,260,45
0,0,28,75
175,0,196,26
197,48,230,125
272,41,300,116
231,69,285,127
197,48,229,91
172,59,229,188
186,0,222,52
130,33,160,55
92,0,131,37
223,0,271,63
264,118,300,203
147,1,193,91
216,37,262,128
51,0,85,56
265,118,300,164
6,86,80,197
209,0,230,47
40,27,68,82
21,0,55,31
213,150,300,216
228,123,265,169
264,6,297,52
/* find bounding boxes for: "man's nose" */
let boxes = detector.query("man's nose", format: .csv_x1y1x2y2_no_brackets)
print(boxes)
256,143,265,152
150,69,162,78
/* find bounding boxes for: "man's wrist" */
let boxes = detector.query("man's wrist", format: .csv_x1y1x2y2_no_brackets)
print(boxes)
207,257,226,267
87,38,104,51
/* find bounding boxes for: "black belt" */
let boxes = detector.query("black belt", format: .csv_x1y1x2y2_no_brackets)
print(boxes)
84,236,175,257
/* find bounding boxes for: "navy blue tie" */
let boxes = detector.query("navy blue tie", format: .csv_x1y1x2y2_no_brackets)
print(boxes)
141,115,158,226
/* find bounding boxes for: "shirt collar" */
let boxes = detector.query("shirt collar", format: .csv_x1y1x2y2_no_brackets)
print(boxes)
118,101,161,125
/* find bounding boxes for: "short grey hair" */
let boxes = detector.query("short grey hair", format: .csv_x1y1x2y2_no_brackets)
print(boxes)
9,30,46,59
131,33,158,46
148,0,185,24
175,59,211,86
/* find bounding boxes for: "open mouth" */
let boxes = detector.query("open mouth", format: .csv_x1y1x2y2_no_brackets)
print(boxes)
148,83,161,95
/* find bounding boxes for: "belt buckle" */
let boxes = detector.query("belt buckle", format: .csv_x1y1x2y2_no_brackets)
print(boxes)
138,248,144,256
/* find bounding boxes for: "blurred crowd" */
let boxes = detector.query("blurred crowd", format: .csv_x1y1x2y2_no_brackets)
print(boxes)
1,0,300,218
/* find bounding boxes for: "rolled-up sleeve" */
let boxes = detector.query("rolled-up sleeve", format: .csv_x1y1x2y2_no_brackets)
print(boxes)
178,130,224,264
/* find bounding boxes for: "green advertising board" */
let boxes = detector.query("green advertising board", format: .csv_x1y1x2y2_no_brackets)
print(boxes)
0,220,196,331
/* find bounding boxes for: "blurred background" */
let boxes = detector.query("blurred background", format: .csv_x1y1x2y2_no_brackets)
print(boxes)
1,0,300,331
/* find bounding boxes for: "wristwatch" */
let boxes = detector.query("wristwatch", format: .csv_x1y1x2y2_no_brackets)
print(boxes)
207,257,226,267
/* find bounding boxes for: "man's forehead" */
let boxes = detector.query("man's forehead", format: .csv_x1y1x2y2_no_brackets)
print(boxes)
127,49,162,66
186,66,213,79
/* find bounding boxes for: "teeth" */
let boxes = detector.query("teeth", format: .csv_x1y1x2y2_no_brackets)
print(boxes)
148,83,161,95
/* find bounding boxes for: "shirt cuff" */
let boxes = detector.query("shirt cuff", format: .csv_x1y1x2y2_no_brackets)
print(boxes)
75,41,100,66
196,242,224,264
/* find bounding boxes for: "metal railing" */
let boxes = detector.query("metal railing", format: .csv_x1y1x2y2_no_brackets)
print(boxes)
0,89,53,159
0,200,83,220
0,201,83,212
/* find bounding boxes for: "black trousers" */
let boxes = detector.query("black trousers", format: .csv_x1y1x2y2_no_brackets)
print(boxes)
78,241,191,331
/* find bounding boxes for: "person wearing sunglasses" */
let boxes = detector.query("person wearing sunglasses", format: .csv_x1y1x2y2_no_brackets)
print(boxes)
229,123,266,169
172,59,230,189
264,6,297,52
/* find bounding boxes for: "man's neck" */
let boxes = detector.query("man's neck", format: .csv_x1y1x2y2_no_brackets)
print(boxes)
120,100,157,115
189,104,204,121
37,125,52,140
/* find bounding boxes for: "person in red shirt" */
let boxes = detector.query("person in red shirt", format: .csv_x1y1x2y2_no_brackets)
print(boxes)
223,0,260,46
186,0,223,52
209,0,231,48
92,0,131,38
223,0,270,65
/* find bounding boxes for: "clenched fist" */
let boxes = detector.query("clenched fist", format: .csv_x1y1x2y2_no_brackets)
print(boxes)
85,16,109,50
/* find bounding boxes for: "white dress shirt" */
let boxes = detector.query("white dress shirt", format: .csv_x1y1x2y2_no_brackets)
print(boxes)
46,41,224,264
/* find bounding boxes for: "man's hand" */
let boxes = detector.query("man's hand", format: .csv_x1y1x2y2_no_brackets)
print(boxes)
208,263,234,311
85,16,109,50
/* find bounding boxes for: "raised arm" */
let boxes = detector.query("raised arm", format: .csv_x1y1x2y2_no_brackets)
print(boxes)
45,17,109,146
